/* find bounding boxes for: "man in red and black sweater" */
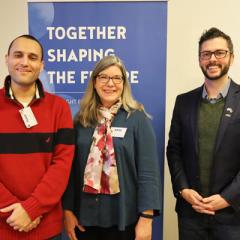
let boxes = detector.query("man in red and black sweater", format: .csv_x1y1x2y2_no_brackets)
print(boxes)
0,35,75,239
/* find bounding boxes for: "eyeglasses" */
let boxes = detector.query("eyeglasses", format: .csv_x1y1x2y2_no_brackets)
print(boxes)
199,50,231,60
96,74,124,84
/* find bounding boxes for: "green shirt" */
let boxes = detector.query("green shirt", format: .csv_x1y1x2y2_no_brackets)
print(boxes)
198,98,225,196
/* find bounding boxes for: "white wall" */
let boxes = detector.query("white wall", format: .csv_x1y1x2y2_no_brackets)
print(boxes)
165,1,240,239
0,0,28,84
1,1,240,239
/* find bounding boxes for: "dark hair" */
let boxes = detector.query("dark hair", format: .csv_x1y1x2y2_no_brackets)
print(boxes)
7,34,44,61
198,27,233,55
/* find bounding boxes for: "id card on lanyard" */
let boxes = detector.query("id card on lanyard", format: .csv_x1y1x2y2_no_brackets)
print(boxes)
19,106,38,128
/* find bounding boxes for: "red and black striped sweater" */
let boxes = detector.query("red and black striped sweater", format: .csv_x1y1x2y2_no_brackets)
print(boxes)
0,76,75,239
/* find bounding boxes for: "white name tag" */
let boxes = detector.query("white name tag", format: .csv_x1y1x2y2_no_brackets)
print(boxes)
111,127,127,138
19,107,38,128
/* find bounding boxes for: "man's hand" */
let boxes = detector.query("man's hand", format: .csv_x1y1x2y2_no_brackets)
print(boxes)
181,189,203,205
192,194,229,214
22,216,42,232
181,189,215,215
0,203,31,231
201,194,229,211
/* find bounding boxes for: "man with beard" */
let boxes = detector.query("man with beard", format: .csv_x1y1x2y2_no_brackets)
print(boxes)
167,27,240,240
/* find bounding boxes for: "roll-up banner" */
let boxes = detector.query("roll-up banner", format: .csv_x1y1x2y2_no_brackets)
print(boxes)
28,1,167,239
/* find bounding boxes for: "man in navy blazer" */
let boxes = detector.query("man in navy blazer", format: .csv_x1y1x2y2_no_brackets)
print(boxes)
167,27,240,240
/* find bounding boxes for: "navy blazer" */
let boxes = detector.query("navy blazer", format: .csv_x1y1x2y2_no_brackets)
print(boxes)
167,80,240,224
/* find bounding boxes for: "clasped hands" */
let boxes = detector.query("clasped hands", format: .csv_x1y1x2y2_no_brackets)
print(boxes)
181,189,230,215
0,203,41,232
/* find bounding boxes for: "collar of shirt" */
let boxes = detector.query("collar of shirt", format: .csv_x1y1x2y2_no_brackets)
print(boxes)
9,84,40,101
202,79,231,104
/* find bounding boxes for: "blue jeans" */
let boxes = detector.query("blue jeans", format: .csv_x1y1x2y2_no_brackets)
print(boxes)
178,216,240,240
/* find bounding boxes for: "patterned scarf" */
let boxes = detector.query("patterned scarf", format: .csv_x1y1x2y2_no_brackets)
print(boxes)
83,101,122,194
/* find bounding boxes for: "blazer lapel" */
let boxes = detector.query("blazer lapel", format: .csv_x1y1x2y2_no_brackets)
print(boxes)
215,81,240,152
190,87,203,154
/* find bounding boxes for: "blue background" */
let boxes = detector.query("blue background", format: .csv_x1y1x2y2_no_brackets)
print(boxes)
28,2,167,239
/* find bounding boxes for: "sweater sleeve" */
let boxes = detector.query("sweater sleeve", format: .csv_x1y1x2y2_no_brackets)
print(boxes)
21,99,75,220
135,111,162,215
0,182,19,217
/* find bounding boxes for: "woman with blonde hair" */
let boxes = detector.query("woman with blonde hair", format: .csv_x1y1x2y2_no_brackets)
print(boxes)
63,55,161,240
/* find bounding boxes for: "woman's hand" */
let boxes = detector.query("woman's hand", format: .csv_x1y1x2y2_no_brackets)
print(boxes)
135,216,153,240
64,210,85,240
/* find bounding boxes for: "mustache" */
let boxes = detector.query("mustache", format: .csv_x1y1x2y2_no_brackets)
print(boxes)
206,63,221,68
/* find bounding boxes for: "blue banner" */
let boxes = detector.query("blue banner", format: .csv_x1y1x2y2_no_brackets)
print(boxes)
28,2,167,239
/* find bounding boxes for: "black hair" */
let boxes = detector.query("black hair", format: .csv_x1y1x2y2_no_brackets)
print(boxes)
7,34,44,61
198,27,233,55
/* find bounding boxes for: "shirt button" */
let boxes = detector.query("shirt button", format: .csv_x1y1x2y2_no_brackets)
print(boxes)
95,198,98,202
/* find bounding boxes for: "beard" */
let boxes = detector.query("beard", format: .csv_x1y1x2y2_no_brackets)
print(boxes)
200,61,231,81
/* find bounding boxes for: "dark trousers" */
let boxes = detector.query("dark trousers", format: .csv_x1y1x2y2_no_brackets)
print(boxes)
178,215,240,240
75,224,135,240
49,234,62,240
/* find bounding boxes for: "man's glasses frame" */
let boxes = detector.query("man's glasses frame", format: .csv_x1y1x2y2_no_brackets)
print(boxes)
199,49,232,60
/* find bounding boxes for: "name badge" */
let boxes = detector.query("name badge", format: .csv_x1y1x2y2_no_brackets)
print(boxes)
111,127,127,138
19,107,38,128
